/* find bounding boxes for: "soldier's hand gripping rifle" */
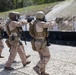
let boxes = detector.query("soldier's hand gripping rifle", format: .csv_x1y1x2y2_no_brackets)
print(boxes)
25,15,34,22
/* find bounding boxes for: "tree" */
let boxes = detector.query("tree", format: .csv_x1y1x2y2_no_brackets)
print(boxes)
0,0,65,12
23,0,33,7
0,0,13,12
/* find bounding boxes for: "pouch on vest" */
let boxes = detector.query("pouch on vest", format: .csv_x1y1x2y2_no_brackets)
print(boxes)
29,22,36,38
29,20,49,38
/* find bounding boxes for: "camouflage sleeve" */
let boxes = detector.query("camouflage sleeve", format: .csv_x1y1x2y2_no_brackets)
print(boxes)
13,20,27,27
19,20,27,25
37,21,51,28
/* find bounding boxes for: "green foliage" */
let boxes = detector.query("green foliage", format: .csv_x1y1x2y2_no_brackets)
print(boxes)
0,2,59,19
0,0,13,12
0,0,65,12
23,0,33,7
32,0,65,4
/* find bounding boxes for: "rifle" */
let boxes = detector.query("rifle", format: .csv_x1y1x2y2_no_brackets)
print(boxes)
44,17,51,46
26,15,34,22
18,27,27,45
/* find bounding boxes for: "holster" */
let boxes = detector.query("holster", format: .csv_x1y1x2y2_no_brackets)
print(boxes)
45,37,51,46
5,39,11,48
11,34,15,41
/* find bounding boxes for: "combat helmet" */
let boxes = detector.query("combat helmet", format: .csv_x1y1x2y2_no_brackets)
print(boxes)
9,11,20,20
36,11,45,20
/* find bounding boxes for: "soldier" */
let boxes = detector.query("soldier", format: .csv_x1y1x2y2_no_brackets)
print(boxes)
5,39,30,63
29,11,52,75
72,16,76,31
0,25,4,58
52,18,58,31
4,11,31,70
0,18,4,58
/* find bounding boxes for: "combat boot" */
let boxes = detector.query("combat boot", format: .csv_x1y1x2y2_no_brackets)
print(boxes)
4,67,14,70
0,55,4,58
33,66,41,75
26,55,30,59
23,61,31,67
41,72,49,75
13,60,17,63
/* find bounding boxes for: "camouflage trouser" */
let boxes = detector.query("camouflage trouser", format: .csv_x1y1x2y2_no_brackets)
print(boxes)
5,36,27,67
0,40,4,55
34,39,50,72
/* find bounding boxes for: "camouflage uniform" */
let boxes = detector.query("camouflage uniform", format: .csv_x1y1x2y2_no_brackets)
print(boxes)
4,11,30,70
0,21,4,58
32,11,51,75
0,38,4,58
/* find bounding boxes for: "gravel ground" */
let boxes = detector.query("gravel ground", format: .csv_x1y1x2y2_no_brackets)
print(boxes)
0,39,76,75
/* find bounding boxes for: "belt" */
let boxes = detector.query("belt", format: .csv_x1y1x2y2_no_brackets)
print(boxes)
9,35,18,37
35,39,45,42
35,37,45,39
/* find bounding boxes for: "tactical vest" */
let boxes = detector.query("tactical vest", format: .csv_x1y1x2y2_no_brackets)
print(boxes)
29,20,49,38
10,28,19,35
6,20,19,36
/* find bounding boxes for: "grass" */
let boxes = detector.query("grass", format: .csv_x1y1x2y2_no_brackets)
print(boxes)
0,2,60,19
